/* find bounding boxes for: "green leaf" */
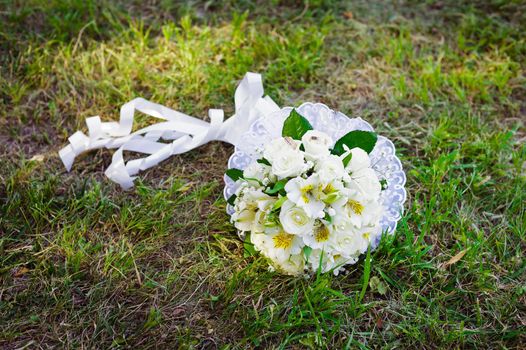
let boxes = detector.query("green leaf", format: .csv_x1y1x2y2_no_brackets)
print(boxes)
342,152,353,167
377,280,388,295
244,177,264,186
282,108,313,140
272,195,288,211
323,192,340,204
369,276,388,295
144,307,162,330
257,158,271,166
264,178,288,195
380,179,388,190
323,212,333,224
225,168,243,181
264,211,279,228
226,194,237,206
316,250,325,278
332,130,377,155
303,246,313,263
299,333,317,349
243,233,257,257
357,245,372,304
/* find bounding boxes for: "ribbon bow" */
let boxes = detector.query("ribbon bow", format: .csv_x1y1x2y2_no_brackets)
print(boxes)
59,72,279,189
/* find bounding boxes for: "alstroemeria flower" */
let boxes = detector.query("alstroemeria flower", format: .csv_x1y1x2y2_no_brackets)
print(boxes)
284,175,326,218
251,228,305,275
302,220,335,250
332,188,382,228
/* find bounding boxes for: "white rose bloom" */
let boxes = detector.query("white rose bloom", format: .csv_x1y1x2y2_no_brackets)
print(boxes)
331,224,381,257
284,175,325,218
344,147,371,174
301,130,333,161
347,167,382,200
250,230,272,254
332,232,359,257
263,137,301,163
315,154,345,183
243,162,274,185
279,200,315,235
275,252,305,276
271,149,307,179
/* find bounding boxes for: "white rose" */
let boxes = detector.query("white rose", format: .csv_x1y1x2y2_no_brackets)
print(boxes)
250,231,272,254
263,137,301,163
345,147,371,173
301,130,333,161
330,226,365,258
315,154,345,183
274,252,305,276
243,162,274,185
271,150,306,179
332,224,381,257
348,168,381,200
279,200,315,235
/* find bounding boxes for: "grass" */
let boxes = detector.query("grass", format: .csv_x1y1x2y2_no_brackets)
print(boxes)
1,0,525,348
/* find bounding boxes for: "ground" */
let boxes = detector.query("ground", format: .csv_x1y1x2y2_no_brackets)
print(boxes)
1,0,525,348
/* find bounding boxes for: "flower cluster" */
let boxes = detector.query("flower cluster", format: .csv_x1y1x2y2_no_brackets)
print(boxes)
227,110,385,275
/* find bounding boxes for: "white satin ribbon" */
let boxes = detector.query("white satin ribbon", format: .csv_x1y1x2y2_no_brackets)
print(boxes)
59,72,280,189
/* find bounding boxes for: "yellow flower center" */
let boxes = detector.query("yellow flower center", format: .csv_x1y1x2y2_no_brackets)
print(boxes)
301,184,314,203
347,200,364,215
273,232,294,249
362,232,370,240
314,225,330,242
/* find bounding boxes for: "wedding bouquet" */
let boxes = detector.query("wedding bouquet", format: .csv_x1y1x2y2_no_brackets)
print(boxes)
60,72,406,277
226,109,385,275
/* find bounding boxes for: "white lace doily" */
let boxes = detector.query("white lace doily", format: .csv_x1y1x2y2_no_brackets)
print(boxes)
223,103,407,248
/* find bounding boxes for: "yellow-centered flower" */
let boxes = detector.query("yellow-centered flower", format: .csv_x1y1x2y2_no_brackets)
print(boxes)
314,225,330,243
347,199,364,215
273,232,295,249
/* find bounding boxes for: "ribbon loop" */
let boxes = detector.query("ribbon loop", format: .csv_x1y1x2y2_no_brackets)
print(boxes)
59,72,280,189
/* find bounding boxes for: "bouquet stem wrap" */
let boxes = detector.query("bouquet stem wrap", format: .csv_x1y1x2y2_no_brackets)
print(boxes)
59,72,279,189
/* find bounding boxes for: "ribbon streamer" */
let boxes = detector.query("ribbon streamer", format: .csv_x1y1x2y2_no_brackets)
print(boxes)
59,72,279,189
